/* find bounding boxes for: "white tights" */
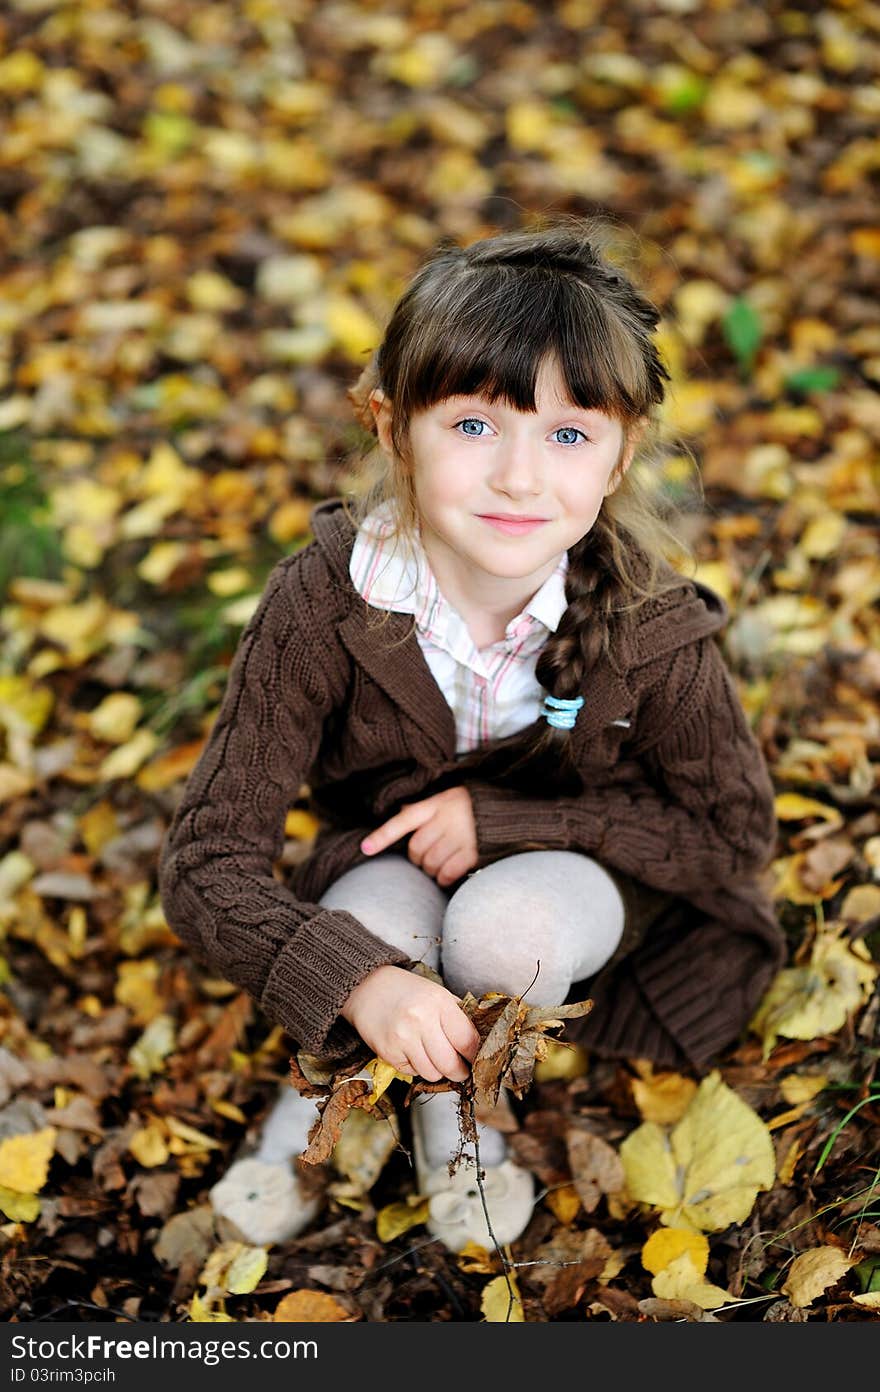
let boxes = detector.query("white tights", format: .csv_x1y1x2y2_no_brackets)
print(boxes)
256,851,625,1170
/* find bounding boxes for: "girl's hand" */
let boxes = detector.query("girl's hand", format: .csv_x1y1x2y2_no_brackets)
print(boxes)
360,787,478,888
340,964,480,1082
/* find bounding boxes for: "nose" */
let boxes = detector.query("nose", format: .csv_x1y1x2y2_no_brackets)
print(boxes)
487,433,543,499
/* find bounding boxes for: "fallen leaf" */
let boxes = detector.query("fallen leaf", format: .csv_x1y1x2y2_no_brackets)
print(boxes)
566,1127,626,1213
0,1126,56,1193
620,1071,775,1232
630,1061,698,1126
782,1246,854,1308
651,1251,739,1310
642,1227,709,1276
481,1272,525,1322
376,1199,430,1242
272,1289,352,1322
750,931,877,1057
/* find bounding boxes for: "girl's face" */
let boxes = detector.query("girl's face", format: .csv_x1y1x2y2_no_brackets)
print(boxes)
370,355,646,593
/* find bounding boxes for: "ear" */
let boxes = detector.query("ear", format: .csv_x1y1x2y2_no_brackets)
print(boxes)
368,389,394,454
604,417,648,496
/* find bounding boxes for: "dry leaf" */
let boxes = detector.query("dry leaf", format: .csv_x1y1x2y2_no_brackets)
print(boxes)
376,1198,430,1242
750,930,877,1057
620,1071,774,1232
0,1126,56,1193
273,1289,352,1322
642,1227,709,1277
630,1061,698,1126
651,1252,739,1310
481,1272,525,1322
782,1247,854,1308
566,1128,626,1213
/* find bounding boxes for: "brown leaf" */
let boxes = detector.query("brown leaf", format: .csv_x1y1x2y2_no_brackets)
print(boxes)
195,992,252,1068
542,1255,606,1317
301,1079,372,1165
566,1126,626,1213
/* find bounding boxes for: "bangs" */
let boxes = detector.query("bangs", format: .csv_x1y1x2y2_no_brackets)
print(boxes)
393,267,645,423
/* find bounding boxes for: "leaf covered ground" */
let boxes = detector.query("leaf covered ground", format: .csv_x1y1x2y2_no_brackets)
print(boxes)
0,0,879,1323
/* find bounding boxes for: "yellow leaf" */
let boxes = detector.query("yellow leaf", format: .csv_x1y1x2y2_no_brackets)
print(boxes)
506,99,555,152
189,1292,233,1323
852,1292,880,1309
366,1058,402,1104
800,513,846,560
533,1039,589,1082
545,1183,581,1226
0,1185,41,1221
330,1106,398,1196
750,934,877,1057
618,1121,681,1213
199,1241,245,1291
651,1251,740,1310
481,1272,525,1322
778,1134,804,1187
690,560,734,605
376,1199,430,1243
779,1073,828,1106
115,958,164,1025
621,1072,774,1233
98,728,159,781
128,1014,176,1080
782,1247,853,1308
283,808,321,841
642,1227,709,1277
210,1099,247,1124
87,692,142,744
630,1062,698,1125
456,1242,495,1273
0,1127,56,1193
226,1245,268,1295
272,1290,351,1322
841,883,880,924
128,1122,169,1168
323,293,380,361
165,1117,221,1151
774,793,843,824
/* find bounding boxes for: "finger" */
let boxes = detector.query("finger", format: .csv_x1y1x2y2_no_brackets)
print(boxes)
442,1005,481,1064
425,1029,471,1082
406,1039,441,1083
435,849,474,888
405,824,445,870
361,802,432,855
413,834,456,878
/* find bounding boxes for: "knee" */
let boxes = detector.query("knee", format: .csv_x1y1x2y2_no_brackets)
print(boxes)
441,878,573,1004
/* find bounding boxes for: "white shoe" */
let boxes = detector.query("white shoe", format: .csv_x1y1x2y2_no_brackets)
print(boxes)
411,1095,535,1253
209,1086,324,1246
209,1156,321,1246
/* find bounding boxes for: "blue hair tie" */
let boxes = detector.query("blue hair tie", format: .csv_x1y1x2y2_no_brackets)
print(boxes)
540,693,584,730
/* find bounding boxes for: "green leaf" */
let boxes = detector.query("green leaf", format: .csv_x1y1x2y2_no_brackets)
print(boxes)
784,366,841,395
722,297,763,373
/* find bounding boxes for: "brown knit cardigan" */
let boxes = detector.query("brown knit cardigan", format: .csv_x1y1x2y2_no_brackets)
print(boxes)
157,497,785,1076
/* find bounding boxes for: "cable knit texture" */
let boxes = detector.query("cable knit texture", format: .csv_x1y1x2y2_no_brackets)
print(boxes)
158,498,785,1074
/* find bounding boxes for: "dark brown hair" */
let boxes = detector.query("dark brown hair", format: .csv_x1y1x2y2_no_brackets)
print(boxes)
340,213,698,797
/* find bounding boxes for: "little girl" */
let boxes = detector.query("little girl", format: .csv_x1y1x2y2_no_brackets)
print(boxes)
158,215,784,1253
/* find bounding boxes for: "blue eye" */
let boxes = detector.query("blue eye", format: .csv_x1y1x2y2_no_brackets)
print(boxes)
453,419,589,445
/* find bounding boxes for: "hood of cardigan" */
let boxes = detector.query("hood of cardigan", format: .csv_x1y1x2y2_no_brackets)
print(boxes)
308,497,730,669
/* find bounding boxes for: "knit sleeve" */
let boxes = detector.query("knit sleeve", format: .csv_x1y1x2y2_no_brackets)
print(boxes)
157,553,413,1058
466,635,778,895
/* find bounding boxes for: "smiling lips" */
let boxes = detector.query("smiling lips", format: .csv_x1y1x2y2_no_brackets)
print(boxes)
478,514,549,535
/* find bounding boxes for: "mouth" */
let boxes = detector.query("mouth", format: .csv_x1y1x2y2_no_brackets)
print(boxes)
477,514,549,535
